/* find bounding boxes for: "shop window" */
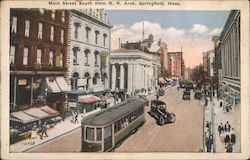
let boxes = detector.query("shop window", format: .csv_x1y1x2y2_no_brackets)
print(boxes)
86,127,94,141
96,128,102,141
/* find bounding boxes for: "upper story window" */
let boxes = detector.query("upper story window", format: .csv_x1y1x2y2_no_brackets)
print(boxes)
74,22,80,39
84,49,90,65
95,30,100,44
60,52,64,67
23,47,29,65
37,49,42,64
10,45,16,65
51,10,56,19
11,16,17,33
24,20,30,37
39,9,45,14
61,11,65,22
94,51,99,66
73,47,80,64
38,23,43,39
86,127,94,141
85,26,91,42
49,51,54,66
50,26,54,41
103,33,107,47
60,29,64,44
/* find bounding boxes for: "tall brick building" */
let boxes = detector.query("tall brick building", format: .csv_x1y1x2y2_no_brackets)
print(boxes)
10,9,70,114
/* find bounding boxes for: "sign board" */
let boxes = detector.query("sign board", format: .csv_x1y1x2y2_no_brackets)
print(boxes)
100,51,108,69
68,101,77,108
18,79,27,85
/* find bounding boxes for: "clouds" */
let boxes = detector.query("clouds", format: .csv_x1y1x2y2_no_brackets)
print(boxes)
111,21,219,68
190,24,208,34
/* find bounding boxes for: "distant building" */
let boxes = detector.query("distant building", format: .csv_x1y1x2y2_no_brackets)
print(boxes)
67,9,112,94
207,50,215,77
203,51,208,79
10,9,70,114
111,34,161,94
167,52,183,79
216,10,240,95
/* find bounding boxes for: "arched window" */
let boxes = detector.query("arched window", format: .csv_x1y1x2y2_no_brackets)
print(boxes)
102,73,108,87
73,47,80,64
85,26,91,42
93,72,99,85
94,51,99,66
71,72,79,90
84,49,90,66
95,30,100,44
74,22,80,39
103,33,107,47
84,72,91,91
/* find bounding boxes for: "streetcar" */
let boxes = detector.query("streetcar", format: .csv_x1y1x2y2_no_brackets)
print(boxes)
81,98,146,152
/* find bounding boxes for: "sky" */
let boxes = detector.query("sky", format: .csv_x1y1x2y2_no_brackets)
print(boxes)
106,10,230,68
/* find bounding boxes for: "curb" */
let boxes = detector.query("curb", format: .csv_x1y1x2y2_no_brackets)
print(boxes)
23,125,81,152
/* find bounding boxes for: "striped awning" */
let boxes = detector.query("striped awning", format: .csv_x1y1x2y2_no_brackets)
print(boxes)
56,76,71,92
39,106,59,116
78,95,101,104
46,77,61,93
10,111,37,123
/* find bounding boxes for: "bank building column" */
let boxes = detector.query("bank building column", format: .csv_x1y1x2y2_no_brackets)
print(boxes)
120,63,125,90
127,63,133,94
111,64,116,92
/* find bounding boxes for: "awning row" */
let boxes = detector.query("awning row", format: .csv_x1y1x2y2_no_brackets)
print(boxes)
46,76,71,93
10,106,59,124
78,95,101,104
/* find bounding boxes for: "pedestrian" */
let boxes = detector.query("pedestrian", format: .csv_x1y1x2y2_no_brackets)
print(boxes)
225,131,230,145
220,101,223,108
205,136,211,152
39,122,48,140
156,92,159,100
217,124,222,135
225,121,231,132
205,98,208,107
220,131,225,144
220,123,224,133
75,111,79,123
225,142,233,152
230,128,236,144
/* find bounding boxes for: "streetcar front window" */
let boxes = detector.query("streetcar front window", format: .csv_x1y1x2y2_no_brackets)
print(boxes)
86,127,94,141
96,128,102,141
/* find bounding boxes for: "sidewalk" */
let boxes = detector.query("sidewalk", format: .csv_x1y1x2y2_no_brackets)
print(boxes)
10,108,101,153
204,96,241,153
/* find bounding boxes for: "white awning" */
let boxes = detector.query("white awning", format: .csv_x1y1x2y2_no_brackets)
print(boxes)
11,111,37,123
46,77,61,93
56,76,70,92
22,107,51,119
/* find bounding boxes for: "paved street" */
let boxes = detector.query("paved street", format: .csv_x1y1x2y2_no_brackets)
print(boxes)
114,87,203,152
27,86,203,152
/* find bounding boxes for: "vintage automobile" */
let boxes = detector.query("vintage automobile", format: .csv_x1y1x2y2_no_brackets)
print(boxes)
148,100,176,126
158,88,165,96
183,88,191,100
186,83,194,90
194,89,203,100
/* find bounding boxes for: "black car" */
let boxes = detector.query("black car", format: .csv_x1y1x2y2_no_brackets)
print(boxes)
186,83,194,89
183,89,191,100
194,90,202,99
158,88,165,96
148,100,176,126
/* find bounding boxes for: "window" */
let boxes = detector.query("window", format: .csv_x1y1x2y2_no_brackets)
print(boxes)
61,11,65,22
24,20,30,37
10,45,16,64
93,73,99,85
73,47,79,64
60,29,64,44
86,127,94,141
60,52,63,67
49,51,54,66
38,23,43,39
50,26,54,41
85,27,91,42
51,10,56,19
23,47,29,65
37,49,42,64
84,49,90,65
74,23,80,39
103,34,107,46
11,16,17,33
39,9,44,14
94,52,98,65
96,128,102,141
95,30,99,44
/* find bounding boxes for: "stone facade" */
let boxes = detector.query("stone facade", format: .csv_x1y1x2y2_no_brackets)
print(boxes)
67,9,112,92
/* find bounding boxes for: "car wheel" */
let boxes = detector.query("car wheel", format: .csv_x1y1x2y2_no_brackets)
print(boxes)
170,113,176,123
159,116,165,126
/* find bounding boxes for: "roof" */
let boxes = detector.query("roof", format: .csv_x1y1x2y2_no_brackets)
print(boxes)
111,48,144,53
81,99,145,126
